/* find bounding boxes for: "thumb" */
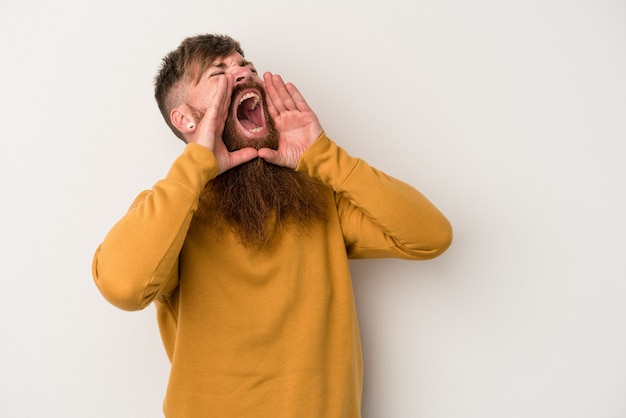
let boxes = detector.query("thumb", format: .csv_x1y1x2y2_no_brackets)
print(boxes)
258,148,296,169
220,147,258,174
257,147,281,165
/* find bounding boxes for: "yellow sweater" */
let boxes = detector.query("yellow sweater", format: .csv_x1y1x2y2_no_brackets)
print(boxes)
93,134,452,417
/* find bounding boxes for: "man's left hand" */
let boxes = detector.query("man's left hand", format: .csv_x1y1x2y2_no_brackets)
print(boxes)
258,72,323,169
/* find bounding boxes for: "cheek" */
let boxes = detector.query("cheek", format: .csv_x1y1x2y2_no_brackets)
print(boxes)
191,107,205,123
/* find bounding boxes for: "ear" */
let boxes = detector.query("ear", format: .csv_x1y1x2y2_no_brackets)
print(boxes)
170,106,196,134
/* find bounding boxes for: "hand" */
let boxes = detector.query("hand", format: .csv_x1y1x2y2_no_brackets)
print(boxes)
258,72,323,169
187,74,258,174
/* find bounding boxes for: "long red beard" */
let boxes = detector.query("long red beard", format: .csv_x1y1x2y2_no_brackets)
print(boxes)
192,85,328,249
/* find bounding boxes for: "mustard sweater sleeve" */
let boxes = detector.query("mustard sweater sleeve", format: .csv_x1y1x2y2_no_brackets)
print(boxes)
93,144,219,311
297,133,452,260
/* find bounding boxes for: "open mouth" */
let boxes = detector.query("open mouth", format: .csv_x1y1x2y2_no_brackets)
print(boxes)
235,89,267,136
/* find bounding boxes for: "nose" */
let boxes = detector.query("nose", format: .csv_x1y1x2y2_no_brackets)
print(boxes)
233,66,253,85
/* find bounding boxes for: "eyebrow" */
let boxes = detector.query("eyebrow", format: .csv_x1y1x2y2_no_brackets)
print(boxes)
212,58,253,69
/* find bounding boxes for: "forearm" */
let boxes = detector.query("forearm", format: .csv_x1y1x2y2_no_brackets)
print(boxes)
92,144,219,310
297,134,452,259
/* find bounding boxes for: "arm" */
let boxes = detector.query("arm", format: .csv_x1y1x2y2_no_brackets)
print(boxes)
92,144,218,311
297,134,452,259
259,72,451,259
94,74,256,311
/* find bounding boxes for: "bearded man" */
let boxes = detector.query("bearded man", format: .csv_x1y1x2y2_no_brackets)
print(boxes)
93,34,452,418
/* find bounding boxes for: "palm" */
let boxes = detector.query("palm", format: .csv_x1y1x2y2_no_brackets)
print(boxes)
276,109,319,144
260,73,323,169
187,75,258,173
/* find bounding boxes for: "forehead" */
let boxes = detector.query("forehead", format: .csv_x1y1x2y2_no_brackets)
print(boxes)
209,52,252,68
189,52,253,85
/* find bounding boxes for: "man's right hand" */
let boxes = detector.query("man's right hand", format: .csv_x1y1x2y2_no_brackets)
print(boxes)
186,74,258,174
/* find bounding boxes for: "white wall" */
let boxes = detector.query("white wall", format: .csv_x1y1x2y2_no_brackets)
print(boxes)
1,0,624,417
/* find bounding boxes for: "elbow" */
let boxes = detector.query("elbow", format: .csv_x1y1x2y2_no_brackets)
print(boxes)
93,277,150,312
405,217,453,260
425,227,453,259
426,217,453,258
92,248,151,312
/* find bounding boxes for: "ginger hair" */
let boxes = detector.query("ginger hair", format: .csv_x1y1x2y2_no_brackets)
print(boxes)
154,34,244,140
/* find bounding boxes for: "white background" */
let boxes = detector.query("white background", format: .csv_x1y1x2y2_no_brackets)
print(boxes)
1,0,624,417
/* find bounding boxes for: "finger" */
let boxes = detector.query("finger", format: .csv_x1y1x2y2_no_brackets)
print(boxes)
258,147,297,169
257,147,282,166
213,75,232,121
263,72,285,113
215,75,233,136
226,147,258,172
264,72,295,112
263,74,280,119
193,75,232,149
207,76,233,124
272,74,297,110
285,82,312,112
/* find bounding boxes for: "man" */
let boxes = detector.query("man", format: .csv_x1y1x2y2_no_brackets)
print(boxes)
93,34,452,418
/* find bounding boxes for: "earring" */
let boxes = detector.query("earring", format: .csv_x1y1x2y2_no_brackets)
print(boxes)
187,122,196,130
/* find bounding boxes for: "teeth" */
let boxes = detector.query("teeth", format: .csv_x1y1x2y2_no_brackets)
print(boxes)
240,92,259,110
249,127,263,133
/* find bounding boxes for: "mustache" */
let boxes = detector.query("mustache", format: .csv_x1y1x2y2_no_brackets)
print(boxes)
229,81,266,107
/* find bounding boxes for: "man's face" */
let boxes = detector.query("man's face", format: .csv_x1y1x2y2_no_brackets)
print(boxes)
185,52,276,150
188,56,328,248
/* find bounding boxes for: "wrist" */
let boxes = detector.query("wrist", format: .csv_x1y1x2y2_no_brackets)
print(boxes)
296,133,358,190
